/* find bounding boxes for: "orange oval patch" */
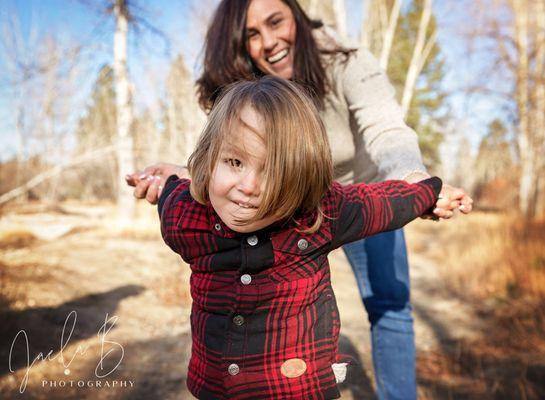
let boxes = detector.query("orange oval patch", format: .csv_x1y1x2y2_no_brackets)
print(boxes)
280,358,307,378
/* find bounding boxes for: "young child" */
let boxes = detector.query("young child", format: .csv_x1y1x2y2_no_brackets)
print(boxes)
158,76,441,400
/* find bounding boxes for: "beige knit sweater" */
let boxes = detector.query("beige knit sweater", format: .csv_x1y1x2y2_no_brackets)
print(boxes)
318,33,427,184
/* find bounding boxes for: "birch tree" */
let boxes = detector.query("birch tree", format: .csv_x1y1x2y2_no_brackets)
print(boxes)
378,0,401,70
165,55,205,165
400,0,434,117
112,0,136,221
470,0,545,218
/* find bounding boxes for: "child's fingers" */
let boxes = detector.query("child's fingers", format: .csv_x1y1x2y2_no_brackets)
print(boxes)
433,207,454,219
449,200,460,210
435,196,451,209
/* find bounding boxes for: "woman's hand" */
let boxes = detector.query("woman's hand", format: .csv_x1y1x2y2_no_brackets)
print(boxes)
125,163,189,205
404,172,473,220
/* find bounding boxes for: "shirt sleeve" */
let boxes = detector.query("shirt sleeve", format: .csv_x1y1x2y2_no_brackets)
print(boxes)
157,174,185,217
330,177,442,249
157,175,191,253
341,47,428,181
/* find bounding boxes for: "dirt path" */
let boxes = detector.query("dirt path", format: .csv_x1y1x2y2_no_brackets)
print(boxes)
0,207,483,399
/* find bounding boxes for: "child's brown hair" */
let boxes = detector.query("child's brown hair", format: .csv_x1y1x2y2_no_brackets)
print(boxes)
188,76,333,232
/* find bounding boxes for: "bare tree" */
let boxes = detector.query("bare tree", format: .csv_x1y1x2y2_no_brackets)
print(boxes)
467,0,545,218
165,55,205,165
1,6,85,202
112,0,136,221
400,0,435,117
378,0,401,70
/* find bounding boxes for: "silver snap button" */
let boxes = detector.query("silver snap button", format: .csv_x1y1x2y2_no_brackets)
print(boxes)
228,363,240,375
233,315,245,326
214,223,221,231
247,235,258,246
240,274,252,285
297,239,308,250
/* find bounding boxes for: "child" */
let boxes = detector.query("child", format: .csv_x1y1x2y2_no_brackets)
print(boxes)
158,76,441,400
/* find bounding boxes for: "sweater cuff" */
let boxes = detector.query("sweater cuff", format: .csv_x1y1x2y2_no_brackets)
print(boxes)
402,170,431,183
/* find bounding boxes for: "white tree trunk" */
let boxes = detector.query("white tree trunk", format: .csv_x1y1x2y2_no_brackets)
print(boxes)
512,0,535,218
113,0,135,222
378,0,402,70
401,0,433,118
534,0,545,217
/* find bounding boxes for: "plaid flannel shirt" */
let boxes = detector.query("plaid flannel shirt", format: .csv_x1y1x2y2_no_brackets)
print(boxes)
158,175,441,400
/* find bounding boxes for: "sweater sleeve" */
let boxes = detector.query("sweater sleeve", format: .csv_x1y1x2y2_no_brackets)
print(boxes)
330,177,442,249
341,47,428,181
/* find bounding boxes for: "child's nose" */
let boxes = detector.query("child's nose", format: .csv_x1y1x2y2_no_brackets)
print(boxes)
237,170,261,197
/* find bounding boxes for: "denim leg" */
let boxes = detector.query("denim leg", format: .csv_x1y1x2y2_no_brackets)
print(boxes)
342,229,417,400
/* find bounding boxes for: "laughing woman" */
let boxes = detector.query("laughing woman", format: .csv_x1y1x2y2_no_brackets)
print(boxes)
126,1,473,399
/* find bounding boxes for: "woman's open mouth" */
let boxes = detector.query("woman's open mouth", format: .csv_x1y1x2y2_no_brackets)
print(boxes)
267,48,289,64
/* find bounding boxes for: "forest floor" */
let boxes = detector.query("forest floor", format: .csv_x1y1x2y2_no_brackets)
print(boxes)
0,202,543,399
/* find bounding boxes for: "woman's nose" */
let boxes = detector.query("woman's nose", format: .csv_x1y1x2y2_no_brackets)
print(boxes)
261,30,277,51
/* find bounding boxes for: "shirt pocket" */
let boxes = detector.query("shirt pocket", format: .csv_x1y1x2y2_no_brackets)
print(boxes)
268,225,332,284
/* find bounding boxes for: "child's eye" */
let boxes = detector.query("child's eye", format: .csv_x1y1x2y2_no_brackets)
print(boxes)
227,158,242,168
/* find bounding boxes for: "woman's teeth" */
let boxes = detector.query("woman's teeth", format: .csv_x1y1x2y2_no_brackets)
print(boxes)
267,49,289,64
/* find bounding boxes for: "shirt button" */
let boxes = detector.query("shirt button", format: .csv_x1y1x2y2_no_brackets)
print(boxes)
247,235,258,246
297,239,308,250
240,274,252,285
233,315,245,326
228,363,240,376
214,223,221,231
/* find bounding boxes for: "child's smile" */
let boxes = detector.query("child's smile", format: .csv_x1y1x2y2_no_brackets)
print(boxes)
208,106,277,233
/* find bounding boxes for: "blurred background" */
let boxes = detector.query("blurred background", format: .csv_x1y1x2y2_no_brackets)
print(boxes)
0,0,544,399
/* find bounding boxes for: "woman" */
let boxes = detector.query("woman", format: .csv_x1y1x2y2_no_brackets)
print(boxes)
127,1,472,399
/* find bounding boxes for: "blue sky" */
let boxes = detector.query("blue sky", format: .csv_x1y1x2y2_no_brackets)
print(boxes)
0,0,505,163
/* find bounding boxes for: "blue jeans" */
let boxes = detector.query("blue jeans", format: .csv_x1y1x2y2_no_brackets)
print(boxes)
342,229,416,400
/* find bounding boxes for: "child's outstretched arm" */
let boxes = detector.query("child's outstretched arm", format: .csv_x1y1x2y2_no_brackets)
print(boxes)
330,177,442,248
157,176,192,255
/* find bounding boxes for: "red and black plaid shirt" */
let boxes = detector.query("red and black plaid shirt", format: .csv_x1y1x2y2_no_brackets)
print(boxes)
158,175,441,400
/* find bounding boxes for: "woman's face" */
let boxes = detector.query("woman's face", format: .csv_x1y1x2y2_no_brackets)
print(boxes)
245,0,297,79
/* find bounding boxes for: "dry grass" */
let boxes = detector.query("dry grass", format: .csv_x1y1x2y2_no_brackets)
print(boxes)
408,212,545,302
0,229,38,249
408,212,545,399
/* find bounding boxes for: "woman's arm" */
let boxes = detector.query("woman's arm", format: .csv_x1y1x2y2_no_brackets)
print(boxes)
341,48,472,218
341,47,426,182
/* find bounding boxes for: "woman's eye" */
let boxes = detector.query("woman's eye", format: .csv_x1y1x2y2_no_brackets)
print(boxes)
271,18,282,26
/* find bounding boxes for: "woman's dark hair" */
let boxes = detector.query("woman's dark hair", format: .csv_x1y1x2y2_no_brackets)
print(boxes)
195,0,340,111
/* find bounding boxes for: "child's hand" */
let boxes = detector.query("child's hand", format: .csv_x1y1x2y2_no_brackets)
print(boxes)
125,163,188,205
428,183,473,220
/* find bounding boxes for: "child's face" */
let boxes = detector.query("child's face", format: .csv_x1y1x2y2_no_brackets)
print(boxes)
209,106,277,233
